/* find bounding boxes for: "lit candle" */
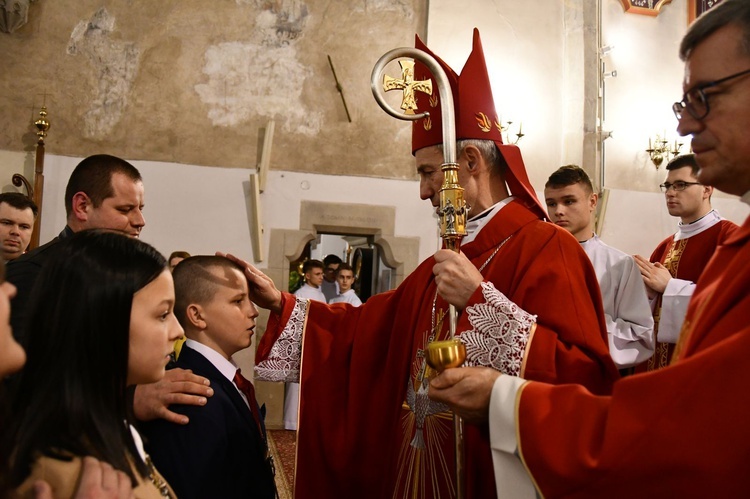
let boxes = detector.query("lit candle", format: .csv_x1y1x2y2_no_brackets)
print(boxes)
519,122,523,134
649,137,652,149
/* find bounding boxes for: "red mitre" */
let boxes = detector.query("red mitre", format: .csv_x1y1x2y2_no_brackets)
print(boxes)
412,28,547,220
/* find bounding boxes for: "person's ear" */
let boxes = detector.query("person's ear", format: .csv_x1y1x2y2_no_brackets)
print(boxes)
186,304,206,329
703,185,713,199
70,192,92,222
589,191,598,211
463,145,482,174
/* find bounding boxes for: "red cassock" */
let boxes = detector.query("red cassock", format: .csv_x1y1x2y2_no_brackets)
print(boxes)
517,215,750,497
257,199,618,498
638,219,738,371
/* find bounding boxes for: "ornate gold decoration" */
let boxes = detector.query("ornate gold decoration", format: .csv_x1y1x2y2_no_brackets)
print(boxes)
382,60,433,115
429,93,439,108
494,117,503,134
423,116,432,131
475,112,492,132
438,163,467,247
34,105,50,145
499,120,525,145
646,133,682,168
619,0,674,17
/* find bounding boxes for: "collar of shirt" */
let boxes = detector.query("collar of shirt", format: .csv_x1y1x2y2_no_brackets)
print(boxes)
579,233,600,247
675,209,723,241
184,338,238,383
129,424,148,461
463,196,515,244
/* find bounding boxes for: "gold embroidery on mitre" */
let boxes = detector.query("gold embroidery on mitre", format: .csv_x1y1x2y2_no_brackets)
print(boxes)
494,116,503,134
429,93,439,108
423,116,432,131
476,112,492,132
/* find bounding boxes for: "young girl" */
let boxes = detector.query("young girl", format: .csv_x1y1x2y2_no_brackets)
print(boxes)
3,230,183,498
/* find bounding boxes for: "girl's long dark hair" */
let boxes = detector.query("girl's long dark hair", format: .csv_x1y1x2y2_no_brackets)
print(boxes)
2,230,167,487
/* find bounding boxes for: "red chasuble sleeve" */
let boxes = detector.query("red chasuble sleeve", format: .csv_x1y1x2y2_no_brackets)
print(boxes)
515,217,750,497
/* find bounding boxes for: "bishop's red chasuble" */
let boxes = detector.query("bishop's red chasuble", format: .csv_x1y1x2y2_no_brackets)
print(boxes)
256,200,618,498
516,215,750,497
639,219,738,371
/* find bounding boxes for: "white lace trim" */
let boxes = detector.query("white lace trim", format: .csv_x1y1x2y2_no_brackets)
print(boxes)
459,282,536,376
254,297,308,383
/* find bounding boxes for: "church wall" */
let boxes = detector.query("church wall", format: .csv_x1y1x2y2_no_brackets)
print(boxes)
1,0,749,273
23,153,437,265
427,0,567,192
600,0,688,192
0,0,425,179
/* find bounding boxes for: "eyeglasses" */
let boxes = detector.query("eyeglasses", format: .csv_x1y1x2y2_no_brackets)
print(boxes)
673,68,750,120
659,181,702,192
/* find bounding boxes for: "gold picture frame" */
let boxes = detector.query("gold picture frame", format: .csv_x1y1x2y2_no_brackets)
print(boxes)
619,0,674,17
688,0,724,24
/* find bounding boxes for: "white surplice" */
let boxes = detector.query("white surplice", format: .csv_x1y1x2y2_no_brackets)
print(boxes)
581,235,654,368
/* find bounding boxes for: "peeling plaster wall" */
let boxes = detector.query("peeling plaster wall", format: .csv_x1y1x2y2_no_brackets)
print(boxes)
1,0,749,269
0,0,425,178
67,8,140,140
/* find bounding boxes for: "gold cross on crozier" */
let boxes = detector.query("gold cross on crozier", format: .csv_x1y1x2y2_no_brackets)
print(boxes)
382,60,433,115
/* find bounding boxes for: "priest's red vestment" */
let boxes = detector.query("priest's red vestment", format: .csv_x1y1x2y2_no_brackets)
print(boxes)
516,215,750,497
256,199,619,498
639,219,737,371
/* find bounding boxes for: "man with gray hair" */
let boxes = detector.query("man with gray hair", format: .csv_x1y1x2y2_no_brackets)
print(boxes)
429,0,750,495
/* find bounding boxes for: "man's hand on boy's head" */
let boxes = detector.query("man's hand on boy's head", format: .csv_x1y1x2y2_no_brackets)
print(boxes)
132,368,213,424
216,252,283,315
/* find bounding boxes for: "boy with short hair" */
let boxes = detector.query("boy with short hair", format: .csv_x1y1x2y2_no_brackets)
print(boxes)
545,165,654,370
295,259,325,302
141,256,276,499
329,263,362,306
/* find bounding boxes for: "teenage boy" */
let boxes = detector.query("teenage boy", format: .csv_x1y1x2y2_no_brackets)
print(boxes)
141,256,276,499
294,259,325,302
329,263,362,306
545,165,653,370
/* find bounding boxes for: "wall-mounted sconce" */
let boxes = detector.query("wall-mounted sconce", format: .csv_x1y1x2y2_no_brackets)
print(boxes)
646,134,682,168
597,129,613,141
599,44,615,57
499,120,524,145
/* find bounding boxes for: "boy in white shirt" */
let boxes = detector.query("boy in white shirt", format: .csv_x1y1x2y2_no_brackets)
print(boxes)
329,263,362,306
